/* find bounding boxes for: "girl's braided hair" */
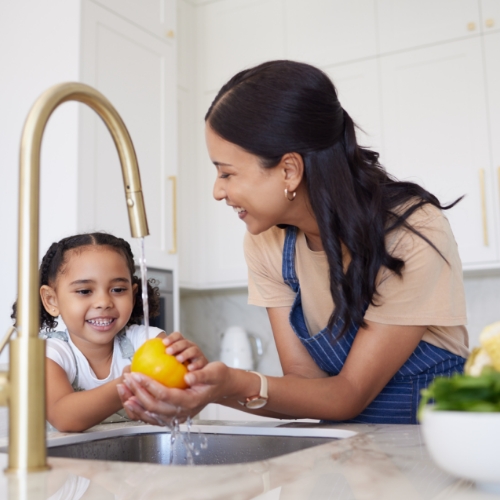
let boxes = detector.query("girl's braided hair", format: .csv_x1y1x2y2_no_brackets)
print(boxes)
11,232,160,331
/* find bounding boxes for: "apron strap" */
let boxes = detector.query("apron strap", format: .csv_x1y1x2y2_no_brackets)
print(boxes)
282,226,300,292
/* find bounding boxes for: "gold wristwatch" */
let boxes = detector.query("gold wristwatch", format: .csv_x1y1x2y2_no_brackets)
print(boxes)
238,371,268,409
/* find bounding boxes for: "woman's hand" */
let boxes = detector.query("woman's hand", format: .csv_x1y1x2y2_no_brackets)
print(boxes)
117,362,230,424
163,332,209,371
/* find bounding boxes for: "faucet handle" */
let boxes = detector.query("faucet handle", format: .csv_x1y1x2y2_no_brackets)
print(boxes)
0,372,8,407
0,326,16,355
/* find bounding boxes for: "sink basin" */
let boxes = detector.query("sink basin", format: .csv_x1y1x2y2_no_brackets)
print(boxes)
43,422,356,466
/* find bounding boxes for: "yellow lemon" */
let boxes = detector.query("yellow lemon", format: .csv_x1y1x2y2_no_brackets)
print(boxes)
479,321,500,372
131,338,188,389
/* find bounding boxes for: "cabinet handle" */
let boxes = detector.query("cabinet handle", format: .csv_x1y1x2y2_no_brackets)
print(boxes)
168,175,177,254
498,167,500,218
479,169,489,246
485,18,495,29
467,21,476,31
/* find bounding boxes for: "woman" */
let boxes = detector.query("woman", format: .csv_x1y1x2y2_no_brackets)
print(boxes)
118,60,469,424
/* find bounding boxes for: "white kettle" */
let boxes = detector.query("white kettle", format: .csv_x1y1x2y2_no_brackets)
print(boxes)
220,326,263,370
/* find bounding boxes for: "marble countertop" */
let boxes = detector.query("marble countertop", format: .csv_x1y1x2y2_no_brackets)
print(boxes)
0,420,496,500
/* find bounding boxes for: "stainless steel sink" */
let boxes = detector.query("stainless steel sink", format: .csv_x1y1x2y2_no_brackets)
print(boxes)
47,432,336,465
0,422,355,466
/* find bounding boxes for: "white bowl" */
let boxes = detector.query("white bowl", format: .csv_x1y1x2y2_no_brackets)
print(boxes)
421,407,500,493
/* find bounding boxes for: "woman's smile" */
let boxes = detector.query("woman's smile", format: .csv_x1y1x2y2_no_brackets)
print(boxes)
233,206,247,219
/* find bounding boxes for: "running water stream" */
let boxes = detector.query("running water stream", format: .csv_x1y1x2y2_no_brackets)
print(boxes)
138,237,149,330
136,238,207,464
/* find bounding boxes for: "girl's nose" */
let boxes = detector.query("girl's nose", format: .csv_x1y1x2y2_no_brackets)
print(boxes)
213,177,226,201
94,291,113,309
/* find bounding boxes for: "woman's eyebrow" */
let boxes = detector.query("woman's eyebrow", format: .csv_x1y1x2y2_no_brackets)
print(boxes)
213,161,233,167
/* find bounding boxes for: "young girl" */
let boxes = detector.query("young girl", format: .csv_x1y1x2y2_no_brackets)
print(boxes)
12,232,206,432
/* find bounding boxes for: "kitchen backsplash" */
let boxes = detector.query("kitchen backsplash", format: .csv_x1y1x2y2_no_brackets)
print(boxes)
180,272,500,372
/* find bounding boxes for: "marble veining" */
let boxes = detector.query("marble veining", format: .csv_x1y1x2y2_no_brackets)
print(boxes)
0,422,493,499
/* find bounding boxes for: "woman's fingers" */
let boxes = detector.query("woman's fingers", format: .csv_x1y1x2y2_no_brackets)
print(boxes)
124,373,187,414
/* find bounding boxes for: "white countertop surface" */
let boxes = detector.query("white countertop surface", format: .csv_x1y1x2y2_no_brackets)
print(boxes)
0,420,495,500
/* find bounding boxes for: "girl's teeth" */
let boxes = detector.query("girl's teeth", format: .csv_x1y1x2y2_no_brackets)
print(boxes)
233,207,246,213
88,319,113,326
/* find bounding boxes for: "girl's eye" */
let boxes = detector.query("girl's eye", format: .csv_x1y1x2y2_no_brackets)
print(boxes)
112,287,127,294
76,289,91,295
219,173,230,179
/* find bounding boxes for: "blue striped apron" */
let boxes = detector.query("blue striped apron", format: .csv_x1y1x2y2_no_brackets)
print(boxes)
283,226,466,424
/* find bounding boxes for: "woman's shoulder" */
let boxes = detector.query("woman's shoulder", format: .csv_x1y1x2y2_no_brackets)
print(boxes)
244,226,287,261
389,202,454,253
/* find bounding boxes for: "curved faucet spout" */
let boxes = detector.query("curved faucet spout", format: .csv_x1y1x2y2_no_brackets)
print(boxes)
8,82,149,473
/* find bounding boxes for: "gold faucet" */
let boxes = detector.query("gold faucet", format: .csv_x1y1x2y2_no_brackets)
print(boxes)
0,82,149,473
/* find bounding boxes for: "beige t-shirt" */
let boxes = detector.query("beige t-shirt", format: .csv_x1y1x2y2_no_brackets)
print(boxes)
245,204,469,358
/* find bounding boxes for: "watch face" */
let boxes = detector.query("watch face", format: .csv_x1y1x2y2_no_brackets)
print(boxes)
246,398,267,410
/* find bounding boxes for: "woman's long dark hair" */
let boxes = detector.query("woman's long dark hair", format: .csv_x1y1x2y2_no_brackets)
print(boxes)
206,60,460,339
11,232,160,331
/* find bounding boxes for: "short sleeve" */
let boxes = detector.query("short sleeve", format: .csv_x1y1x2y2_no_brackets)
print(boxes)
126,324,164,350
244,229,296,308
46,338,77,384
364,206,467,326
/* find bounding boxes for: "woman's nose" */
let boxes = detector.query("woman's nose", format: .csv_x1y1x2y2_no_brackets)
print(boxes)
213,177,226,201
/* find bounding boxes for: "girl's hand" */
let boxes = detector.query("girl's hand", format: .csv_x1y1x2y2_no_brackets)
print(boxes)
162,332,208,371
120,361,229,423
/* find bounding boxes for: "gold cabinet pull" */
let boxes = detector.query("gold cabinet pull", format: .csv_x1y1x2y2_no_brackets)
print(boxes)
467,21,476,31
485,18,495,28
168,175,177,254
479,169,489,246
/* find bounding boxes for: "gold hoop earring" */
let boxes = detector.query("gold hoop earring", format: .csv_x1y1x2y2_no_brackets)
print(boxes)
284,188,296,201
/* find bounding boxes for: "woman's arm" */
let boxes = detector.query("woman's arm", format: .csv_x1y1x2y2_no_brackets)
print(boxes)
119,306,426,422
46,359,124,432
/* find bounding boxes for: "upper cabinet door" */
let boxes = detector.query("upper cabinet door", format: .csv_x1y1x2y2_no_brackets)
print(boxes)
481,0,500,33
80,1,178,271
91,0,176,39
377,0,481,53
380,38,498,266
199,0,285,92
285,0,377,66
323,59,383,158
484,32,500,241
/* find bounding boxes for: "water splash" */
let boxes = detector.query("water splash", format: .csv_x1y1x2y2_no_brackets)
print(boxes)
137,237,149,330
136,238,207,464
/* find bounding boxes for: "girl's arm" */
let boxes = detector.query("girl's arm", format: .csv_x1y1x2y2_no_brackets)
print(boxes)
46,359,125,432
119,306,426,423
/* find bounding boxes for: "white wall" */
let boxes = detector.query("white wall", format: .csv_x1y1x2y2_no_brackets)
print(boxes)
0,2,81,362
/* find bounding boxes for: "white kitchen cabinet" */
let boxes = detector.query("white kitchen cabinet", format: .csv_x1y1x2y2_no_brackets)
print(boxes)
377,0,481,53
198,0,285,92
285,0,377,67
91,0,176,39
481,0,500,33
323,59,383,158
484,31,500,247
80,1,179,277
380,37,499,267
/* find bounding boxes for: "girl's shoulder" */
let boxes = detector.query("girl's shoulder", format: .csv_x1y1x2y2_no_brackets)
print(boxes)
124,324,164,349
43,332,77,380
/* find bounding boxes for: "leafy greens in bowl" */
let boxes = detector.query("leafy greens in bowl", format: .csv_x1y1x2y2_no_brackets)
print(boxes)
419,369,500,415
